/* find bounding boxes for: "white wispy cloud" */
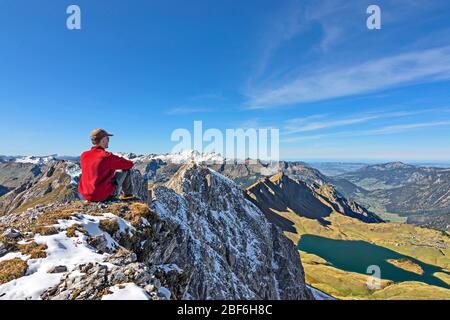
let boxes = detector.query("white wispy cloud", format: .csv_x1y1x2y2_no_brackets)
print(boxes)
285,114,379,133
282,134,330,143
248,0,349,85
282,120,450,143
248,1,304,84
365,121,450,135
303,0,352,51
247,46,450,109
284,109,430,134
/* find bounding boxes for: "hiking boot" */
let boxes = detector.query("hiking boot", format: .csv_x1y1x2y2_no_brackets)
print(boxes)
117,194,136,201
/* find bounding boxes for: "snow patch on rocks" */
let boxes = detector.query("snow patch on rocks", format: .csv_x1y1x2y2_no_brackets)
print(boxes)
102,283,151,300
0,210,163,300
0,224,105,299
14,155,57,166
119,150,225,165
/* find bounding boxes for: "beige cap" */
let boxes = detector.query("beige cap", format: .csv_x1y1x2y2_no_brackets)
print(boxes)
90,128,113,143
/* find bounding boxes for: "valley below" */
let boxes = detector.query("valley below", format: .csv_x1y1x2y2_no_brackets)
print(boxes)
274,211,450,299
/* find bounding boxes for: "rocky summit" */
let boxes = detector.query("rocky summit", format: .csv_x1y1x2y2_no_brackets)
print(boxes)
151,163,312,299
0,162,312,300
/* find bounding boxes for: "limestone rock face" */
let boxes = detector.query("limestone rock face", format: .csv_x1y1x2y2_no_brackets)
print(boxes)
128,169,150,202
148,163,312,300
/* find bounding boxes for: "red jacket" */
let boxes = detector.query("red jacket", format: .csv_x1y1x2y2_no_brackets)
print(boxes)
78,146,134,202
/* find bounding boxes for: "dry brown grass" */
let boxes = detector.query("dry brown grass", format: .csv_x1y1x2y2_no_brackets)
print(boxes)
0,258,28,284
17,241,48,259
23,205,90,240
34,208,78,226
387,258,424,275
95,201,158,226
0,235,18,249
105,203,129,215
434,272,450,286
66,224,87,237
96,201,158,227
20,207,80,236
29,226,58,236
124,202,159,226
99,219,119,235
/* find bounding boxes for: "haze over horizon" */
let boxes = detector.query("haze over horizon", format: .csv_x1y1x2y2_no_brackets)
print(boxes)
1,0,450,161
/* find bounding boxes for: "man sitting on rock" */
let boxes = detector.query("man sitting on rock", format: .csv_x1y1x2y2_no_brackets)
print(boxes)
78,128,136,202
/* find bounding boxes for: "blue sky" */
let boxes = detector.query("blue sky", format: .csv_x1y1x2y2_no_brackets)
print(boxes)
1,0,450,161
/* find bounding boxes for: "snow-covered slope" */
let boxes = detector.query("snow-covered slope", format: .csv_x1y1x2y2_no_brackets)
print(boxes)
0,203,173,300
0,213,117,299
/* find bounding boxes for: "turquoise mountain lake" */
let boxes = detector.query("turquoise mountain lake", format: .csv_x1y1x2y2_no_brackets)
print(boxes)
298,234,450,289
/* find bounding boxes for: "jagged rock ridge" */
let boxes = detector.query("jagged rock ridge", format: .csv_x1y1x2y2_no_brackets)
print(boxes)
150,164,312,299
245,172,383,229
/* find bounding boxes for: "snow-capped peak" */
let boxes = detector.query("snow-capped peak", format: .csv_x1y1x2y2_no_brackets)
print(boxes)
14,155,57,166
156,149,224,164
119,150,225,164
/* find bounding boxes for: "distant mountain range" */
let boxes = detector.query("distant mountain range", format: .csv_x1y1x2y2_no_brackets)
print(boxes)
330,162,450,231
0,152,377,223
0,153,448,231
0,152,449,299
308,161,450,177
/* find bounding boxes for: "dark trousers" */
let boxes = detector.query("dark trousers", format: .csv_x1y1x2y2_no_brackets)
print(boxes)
112,170,133,196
